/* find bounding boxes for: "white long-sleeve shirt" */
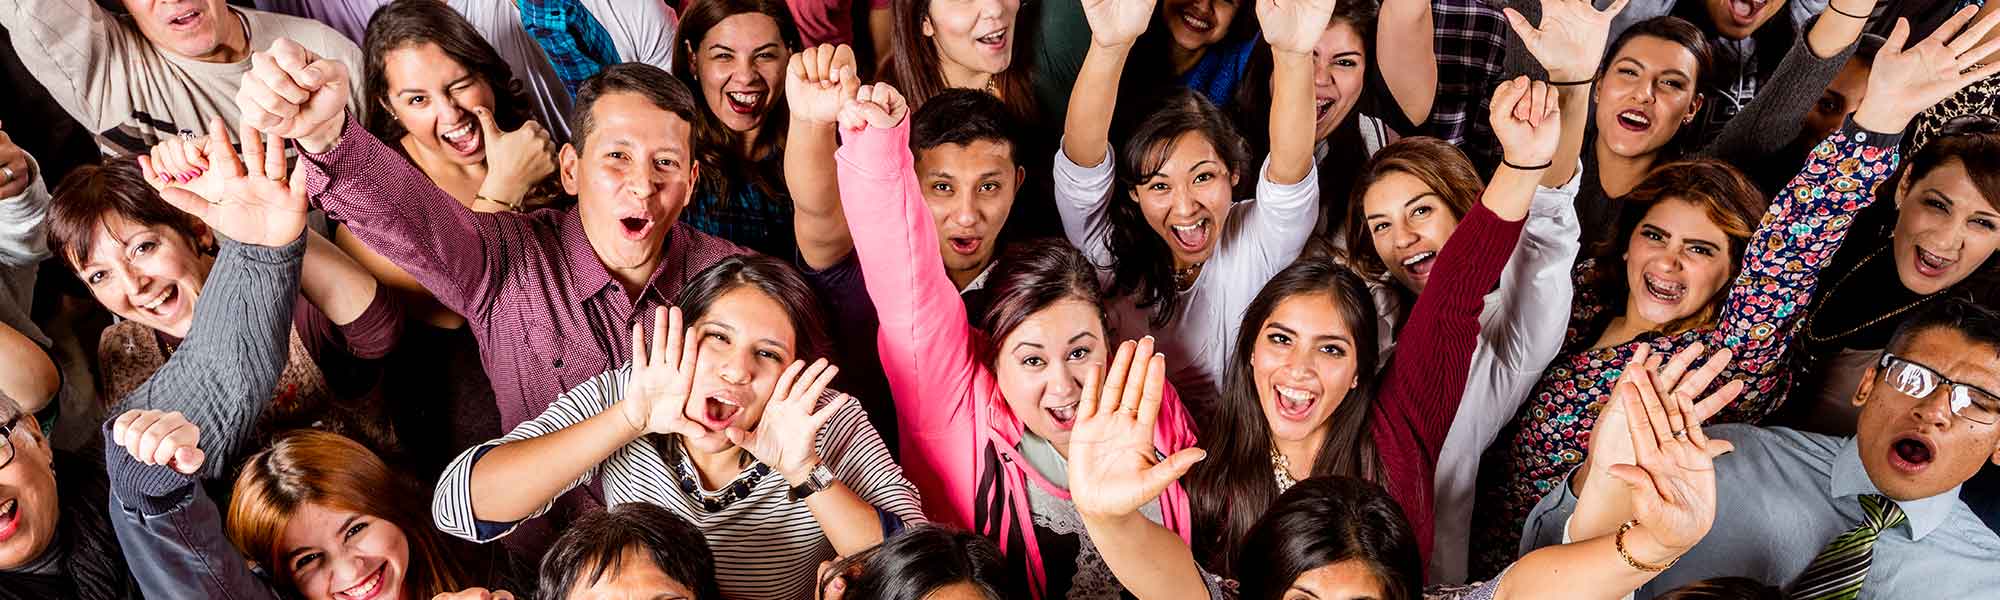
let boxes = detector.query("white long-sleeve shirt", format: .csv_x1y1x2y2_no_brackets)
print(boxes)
1053,145,1320,409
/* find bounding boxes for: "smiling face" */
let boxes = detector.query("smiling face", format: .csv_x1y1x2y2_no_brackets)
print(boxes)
1622,199,1734,330
992,298,1107,454
694,14,789,137
69,212,215,339
383,43,498,166
1283,559,1390,600
1853,327,2000,501
1162,0,1241,53
1132,132,1240,269
277,503,409,600
680,287,801,453
563,546,698,600
0,415,58,571
922,0,1020,79
1891,161,2000,295
121,0,244,62
560,92,700,283
1594,36,1705,160
1702,0,1785,40
1361,171,1461,294
917,140,1022,285
1309,22,1368,142
1251,293,1361,451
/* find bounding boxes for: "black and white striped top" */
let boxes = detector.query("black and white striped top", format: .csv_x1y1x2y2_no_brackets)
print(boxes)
433,363,926,600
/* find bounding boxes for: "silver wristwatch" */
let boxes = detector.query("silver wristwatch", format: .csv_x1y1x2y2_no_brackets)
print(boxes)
787,463,836,501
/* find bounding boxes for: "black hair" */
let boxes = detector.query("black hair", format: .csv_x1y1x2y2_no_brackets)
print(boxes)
975,238,1107,366
1103,87,1254,329
911,88,1022,164
361,0,537,143
1184,258,1383,577
1229,0,1381,223
1234,477,1421,600
1600,16,1717,159
571,63,705,150
537,503,724,600
1888,295,2000,361
818,525,1017,600
674,253,832,364
671,0,803,203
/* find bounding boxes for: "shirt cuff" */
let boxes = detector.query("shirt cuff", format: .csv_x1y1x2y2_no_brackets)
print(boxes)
102,420,202,517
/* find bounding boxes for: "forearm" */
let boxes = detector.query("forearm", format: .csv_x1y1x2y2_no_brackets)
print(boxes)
803,482,888,555
1063,40,1133,167
1807,1,1870,59
1266,50,1317,185
1483,165,1542,222
3,0,121,130
1543,86,1591,187
1568,462,1635,541
1376,0,1438,125
1495,526,1678,600
1081,513,1210,600
788,118,854,270
468,408,638,522
0,154,49,268
299,230,380,325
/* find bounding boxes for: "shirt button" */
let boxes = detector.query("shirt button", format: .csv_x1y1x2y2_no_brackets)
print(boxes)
553,359,564,368
1856,132,1868,142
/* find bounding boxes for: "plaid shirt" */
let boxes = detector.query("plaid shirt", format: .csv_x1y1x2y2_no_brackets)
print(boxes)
680,181,798,261
518,0,622,97
1426,0,1509,156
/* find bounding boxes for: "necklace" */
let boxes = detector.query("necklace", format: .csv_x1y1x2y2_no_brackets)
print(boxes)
1174,263,1203,291
1270,449,1297,492
1805,245,1938,344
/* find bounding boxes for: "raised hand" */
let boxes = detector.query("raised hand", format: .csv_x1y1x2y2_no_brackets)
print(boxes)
617,307,708,439
1572,344,1743,538
0,123,32,199
237,38,352,153
1505,0,1630,82
138,127,223,201
1070,338,1207,520
788,44,861,126
1605,346,1738,555
111,409,207,475
1853,8,2000,133
474,107,556,209
1081,0,1157,48
836,82,910,135
1489,76,1563,168
1259,0,1340,55
139,117,310,247
727,359,847,484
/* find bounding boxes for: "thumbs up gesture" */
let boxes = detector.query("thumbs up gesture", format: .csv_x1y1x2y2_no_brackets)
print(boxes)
473,107,556,211
236,38,352,154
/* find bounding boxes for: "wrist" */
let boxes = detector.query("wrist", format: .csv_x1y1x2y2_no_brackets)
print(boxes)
781,456,822,486
1621,522,1688,566
1089,37,1136,51
1851,103,1911,136
1500,153,1555,170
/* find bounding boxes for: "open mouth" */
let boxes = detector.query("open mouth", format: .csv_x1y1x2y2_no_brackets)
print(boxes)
1272,384,1319,420
1315,97,1336,121
1178,9,1215,33
1168,218,1212,254
1889,435,1935,472
1725,0,1766,25
974,28,1008,50
698,394,745,430
1616,109,1652,133
1045,400,1079,430
1913,246,1957,278
1643,273,1686,304
137,285,182,319
0,498,18,543
618,215,657,241
438,121,482,156
334,562,387,600
167,8,202,29
723,90,765,116
948,235,983,256
1399,250,1437,282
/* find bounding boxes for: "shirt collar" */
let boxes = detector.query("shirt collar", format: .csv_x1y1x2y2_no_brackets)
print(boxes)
962,260,997,294
1830,436,1965,541
560,208,682,306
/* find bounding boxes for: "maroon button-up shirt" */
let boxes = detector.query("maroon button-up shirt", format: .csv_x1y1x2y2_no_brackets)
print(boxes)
301,114,746,431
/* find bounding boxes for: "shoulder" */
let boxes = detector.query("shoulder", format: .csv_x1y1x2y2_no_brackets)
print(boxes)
674,222,750,266
242,7,359,56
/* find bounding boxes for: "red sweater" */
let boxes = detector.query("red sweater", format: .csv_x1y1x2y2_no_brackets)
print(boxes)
1370,201,1524,564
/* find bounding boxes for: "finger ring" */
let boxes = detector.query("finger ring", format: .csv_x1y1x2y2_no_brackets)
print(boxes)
1965,63,1987,76
178,129,197,142
1672,429,1688,439
0,166,13,183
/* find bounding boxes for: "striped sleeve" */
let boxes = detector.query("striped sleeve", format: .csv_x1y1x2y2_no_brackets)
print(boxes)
815,390,927,528
432,364,629,541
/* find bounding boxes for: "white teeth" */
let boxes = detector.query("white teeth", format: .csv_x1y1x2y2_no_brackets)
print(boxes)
141,288,171,311
1,498,15,517
976,29,1007,44
726,91,761,104
711,396,740,407
1277,386,1314,401
339,570,381,599
1643,273,1685,300
1401,251,1435,267
440,123,473,142
1171,219,1208,233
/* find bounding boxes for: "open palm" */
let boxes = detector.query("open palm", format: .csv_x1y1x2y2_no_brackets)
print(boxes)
1505,0,1630,81
1070,339,1207,520
147,119,309,248
1608,372,1727,552
620,307,706,438
727,359,846,481
1081,0,1156,48
1258,0,1339,55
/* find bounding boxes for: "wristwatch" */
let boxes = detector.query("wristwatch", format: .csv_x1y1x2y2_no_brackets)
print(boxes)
788,463,837,502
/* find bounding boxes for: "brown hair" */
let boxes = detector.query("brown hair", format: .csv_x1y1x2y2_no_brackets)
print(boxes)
672,0,802,202
1587,158,1765,336
226,431,470,598
879,0,1037,123
47,161,207,270
975,238,1106,367
362,0,537,143
1341,137,1482,283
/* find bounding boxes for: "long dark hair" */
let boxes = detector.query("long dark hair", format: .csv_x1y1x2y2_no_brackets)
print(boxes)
361,0,538,147
675,254,832,364
818,525,1016,600
672,0,803,203
880,0,1038,122
1183,258,1383,577
1234,476,1422,600
1103,88,1254,329
1599,17,1717,159
1230,0,1379,223
975,238,1107,366
1578,159,1764,341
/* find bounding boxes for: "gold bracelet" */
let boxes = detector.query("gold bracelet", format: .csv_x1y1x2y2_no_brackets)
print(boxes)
1616,520,1676,573
475,194,522,212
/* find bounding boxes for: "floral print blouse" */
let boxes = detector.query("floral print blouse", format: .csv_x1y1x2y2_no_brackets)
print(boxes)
1468,121,1904,576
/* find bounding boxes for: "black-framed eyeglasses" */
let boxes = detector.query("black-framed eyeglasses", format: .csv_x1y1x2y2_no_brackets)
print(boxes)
1879,353,2000,425
0,416,18,471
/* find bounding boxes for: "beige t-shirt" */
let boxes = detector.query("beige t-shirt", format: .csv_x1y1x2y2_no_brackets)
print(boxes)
4,1,364,155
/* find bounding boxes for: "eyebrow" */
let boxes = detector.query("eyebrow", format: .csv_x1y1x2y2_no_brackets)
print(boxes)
395,75,471,96
1327,50,1363,60
1266,322,1351,345
1613,57,1690,80
1290,587,1322,600
709,42,782,54
1067,331,1099,345
1365,193,1441,220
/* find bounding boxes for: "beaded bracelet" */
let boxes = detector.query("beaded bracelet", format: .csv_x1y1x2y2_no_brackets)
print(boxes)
1616,520,1676,573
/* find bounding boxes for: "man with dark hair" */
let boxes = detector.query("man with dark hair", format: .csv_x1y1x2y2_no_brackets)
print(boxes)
1524,295,2000,598
538,504,724,600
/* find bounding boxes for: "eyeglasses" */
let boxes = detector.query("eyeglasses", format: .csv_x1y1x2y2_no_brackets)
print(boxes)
1879,353,2000,425
0,416,18,471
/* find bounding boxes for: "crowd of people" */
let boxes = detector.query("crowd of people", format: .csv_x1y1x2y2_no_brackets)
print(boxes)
1,0,1997,597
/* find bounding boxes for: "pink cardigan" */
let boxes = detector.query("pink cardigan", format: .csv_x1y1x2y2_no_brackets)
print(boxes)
836,121,1202,598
